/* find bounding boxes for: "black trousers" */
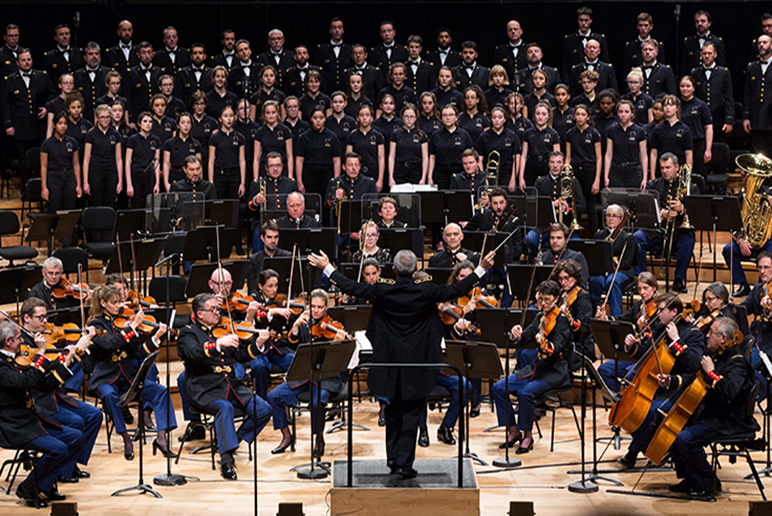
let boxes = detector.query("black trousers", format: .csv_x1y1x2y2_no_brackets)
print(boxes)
46,168,77,213
433,165,460,190
524,155,548,188
608,161,643,188
214,166,241,200
130,171,153,209
394,162,422,184
169,166,185,184
88,163,118,208
692,138,706,177
385,395,425,469
574,162,598,235
303,165,333,200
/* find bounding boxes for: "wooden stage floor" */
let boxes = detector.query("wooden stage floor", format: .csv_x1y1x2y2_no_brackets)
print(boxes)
0,395,765,515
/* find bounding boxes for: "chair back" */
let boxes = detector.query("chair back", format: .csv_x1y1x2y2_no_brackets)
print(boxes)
52,247,89,275
0,210,20,236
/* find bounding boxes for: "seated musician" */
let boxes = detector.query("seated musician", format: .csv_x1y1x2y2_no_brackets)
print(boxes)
267,288,350,457
377,196,408,229
169,155,217,199
688,282,736,334
352,220,392,264
341,257,380,305
465,187,523,261
28,257,89,312
325,152,378,227
275,192,321,230
541,222,589,288
247,220,291,297
449,148,487,195
589,204,637,317
616,292,706,469
20,298,102,485
86,286,177,461
665,317,758,497
0,320,87,507
428,222,479,268
177,293,273,480
596,271,659,393
554,259,596,362
492,279,571,454
525,151,585,260
246,152,298,251
739,251,772,400
633,153,698,294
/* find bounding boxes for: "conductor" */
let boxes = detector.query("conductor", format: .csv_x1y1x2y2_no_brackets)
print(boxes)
309,248,496,478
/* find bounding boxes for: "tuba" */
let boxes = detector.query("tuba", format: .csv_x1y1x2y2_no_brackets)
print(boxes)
485,150,501,190
559,164,583,231
737,153,772,248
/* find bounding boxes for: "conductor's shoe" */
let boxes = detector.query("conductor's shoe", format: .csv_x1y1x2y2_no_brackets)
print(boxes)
733,282,751,298
437,423,456,445
394,466,418,479
221,461,237,480
418,427,429,447
672,279,687,293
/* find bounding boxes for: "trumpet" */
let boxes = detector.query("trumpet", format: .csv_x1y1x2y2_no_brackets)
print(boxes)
559,164,583,231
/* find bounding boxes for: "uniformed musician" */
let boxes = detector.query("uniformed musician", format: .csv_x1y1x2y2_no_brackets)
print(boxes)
622,13,666,76
449,148,487,200
451,41,490,91
738,251,772,399
258,29,294,91
554,259,595,362
247,221,292,296
569,39,618,96
681,10,726,73
275,191,320,230
283,45,321,99
691,41,734,141
541,222,590,288
41,24,84,84
314,18,353,94
174,42,212,111
405,35,435,96
562,6,610,82
228,39,261,102
324,152,377,227
124,41,162,125
428,222,479,268
247,152,297,248
742,35,772,157
687,282,737,333
425,28,462,69
590,204,637,317
153,26,190,77
376,196,408,229
210,29,236,69
492,20,528,83
639,40,676,99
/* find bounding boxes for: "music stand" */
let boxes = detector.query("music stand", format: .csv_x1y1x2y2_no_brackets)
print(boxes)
24,213,58,249
0,265,41,315
603,190,660,231
462,231,509,267
112,350,162,498
185,260,250,298
378,228,423,258
115,209,148,241
443,191,474,225
260,209,286,226
507,265,554,305
103,239,166,292
181,226,234,263
567,240,615,277
418,191,446,225
262,257,322,296
445,341,504,466
423,267,452,286
206,200,239,227
278,229,337,259
325,306,372,333
285,341,357,479
44,306,82,327
683,196,742,283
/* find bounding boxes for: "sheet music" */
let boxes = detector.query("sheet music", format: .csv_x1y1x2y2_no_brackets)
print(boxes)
760,350,772,379
349,330,371,369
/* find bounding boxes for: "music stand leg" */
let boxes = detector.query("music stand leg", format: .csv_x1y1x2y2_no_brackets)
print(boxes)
112,402,163,498
452,365,488,466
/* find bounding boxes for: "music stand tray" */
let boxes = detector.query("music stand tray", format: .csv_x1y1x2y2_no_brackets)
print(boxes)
444,191,474,224
279,228,337,259
24,213,58,245
325,306,372,333
338,200,364,236
181,226,233,263
475,308,538,348
683,195,742,233
115,209,147,242
445,341,504,380
588,319,637,361
53,210,82,241
507,265,554,303
206,200,239,228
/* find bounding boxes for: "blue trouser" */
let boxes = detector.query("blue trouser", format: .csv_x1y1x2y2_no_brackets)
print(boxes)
723,239,772,284
176,371,199,422
590,272,631,317
268,381,329,434
751,346,769,402
598,360,634,394
97,377,176,434
204,392,272,456
250,350,296,399
62,361,84,393
419,374,471,430
634,230,694,280
52,399,102,472
26,425,84,491
525,230,549,260
628,399,672,455
492,375,551,432
488,267,514,308
671,423,720,491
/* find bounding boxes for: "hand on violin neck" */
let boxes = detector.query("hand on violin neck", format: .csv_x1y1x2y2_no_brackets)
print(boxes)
334,330,348,341
255,328,270,346
308,251,330,269
245,302,258,323
153,323,168,341
132,309,145,329
33,333,47,352
217,334,240,349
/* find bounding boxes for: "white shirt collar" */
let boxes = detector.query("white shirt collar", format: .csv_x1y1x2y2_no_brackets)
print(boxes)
0,349,14,358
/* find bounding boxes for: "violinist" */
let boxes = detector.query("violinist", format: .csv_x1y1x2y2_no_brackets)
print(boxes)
597,272,659,393
267,288,349,457
352,220,393,264
554,259,596,362
492,279,571,454
633,153,698,294
541,223,589,288
246,220,291,297
376,196,408,229
176,293,273,480
663,317,758,497
86,286,177,461
20,298,102,485
428,222,479,268
617,292,706,469
275,191,321,230
28,256,90,312
0,320,85,508
589,204,637,316
689,282,736,333
465,187,523,265
341,257,380,305
738,251,772,400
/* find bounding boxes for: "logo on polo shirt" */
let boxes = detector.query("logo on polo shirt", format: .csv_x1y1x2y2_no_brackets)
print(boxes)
324,138,331,147
66,141,74,152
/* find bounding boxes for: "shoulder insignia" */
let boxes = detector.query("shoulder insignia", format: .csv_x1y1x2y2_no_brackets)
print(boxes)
564,35,569,39
377,277,396,285
43,51,49,56
414,275,432,284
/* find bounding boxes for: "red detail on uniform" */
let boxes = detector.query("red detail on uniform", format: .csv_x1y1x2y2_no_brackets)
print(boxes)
58,354,66,363
33,355,47,369
542,344,554,356
121,328,136,342
708,370,721,383
571,319,581,330
205,341,217,352
671,341,685,354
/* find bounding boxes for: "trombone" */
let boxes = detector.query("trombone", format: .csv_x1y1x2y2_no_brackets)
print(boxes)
485,150,501,189
335,182,347,233
659,164,692,278
559,164,583,231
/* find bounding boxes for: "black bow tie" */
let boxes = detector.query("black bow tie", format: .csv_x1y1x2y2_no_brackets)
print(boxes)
643,65,653,70
21,72,31,78
332,44,342,49
439,49,448,54
121,45,131,50
464,64,475,69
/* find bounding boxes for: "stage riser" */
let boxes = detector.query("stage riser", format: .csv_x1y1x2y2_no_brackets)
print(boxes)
329,487,480,516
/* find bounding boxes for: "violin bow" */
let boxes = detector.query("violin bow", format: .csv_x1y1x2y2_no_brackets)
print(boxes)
600,241,628,313
0,309,36,339
214,224,236,334
357,220,368,283
296,243,307,310
287,243,297,309
77,263,86,336
515,252,540,341
478,232,488,268
129,234,137,293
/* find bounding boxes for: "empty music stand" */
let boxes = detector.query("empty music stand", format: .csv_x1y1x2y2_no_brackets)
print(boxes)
186,260,250,298
0,265,41,314
418,191,446,225
378,228,422,258
445,341,504,466
181,226,233,264
443,191,474,225
24,213,58,250
104,238,166,292
112,350,162,498
286,341,356,479
475,308,537,349
206,200,239,227
683,195,742,283
325,306,372,333
567,240,615,277
338,199,364,234
115,209,148,241
279,228,337,259
462,231,509,267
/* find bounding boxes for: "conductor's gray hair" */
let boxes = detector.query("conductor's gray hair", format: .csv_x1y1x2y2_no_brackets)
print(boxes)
393,250,417,277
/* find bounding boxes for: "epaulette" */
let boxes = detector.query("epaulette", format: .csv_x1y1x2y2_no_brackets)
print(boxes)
564,35,569,39
665,64,672,69
683,37,689,42
377,277,395,285
42,70,47,75
43,51,49,57
414,275,432,284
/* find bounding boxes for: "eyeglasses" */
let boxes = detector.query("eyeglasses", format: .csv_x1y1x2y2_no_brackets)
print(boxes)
201,307,221,314
606,214,622,219
30,314,47,320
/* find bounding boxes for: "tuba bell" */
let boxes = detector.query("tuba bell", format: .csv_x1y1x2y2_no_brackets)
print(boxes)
736,153,772,248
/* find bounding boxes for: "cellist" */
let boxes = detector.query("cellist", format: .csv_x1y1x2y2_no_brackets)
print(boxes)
659,317,758,497
616,292,705,469
596,271,659,393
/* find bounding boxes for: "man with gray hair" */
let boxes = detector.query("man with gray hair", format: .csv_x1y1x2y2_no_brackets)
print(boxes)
258,29,294,90
309,248,495,478
27,256,89,311
73,41,109,121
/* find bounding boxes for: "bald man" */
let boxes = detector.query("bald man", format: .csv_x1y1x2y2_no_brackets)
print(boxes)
428,223,479,268
104,20,139,77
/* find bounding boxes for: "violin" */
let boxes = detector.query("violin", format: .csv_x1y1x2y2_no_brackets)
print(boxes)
458,287,499,309
559,286,583,326
52,277,92,300
114,307,176,336
43,322,106,346
695,308,722,333
222,292,255,313
438,303,481,335
126,290,157,310
682,300,701,319
269,294,305,315
211,317,262,341
311,315,353,341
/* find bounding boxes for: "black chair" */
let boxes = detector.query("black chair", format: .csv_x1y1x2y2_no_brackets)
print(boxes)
20,178,43,220
706,143,731,193
175,405,249,470
53,247,90,283
0,210,38,265
81,207,116,262
0,448,40,502
532,385,582,452
691,173,707,198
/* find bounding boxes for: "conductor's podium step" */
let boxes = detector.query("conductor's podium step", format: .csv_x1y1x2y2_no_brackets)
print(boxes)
330,458,479,516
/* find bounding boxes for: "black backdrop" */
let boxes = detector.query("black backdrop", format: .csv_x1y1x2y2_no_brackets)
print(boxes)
1,1,769,94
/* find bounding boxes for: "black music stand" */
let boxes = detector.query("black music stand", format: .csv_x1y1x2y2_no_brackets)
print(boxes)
445,341,504,466
462,231,510,267
278,228,337,259
112,350,162,498
423,267,452,286
259,209,286,226
475,308,537,348
338,199,364,232
362,193,422,228
286,341,357,479
567,240,615,277
52,209,82,241
378,228,423,258
24,213,58,250
263,257,322,296
683,196,742,283
185,260,250,298
44,306,82,327
205,200,239,227
325,306,372,333
115,209,147,241
103,239,166,292
181,226,234,263
507,265,554,305
443,191,474,225
418,191,446,225
0,265,41,315
603,190,660,231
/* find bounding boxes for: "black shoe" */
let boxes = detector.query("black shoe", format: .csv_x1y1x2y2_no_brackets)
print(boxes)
733,282,751,298
16,481,47,509
498,434,521,449
515,440,534,455
378,416,386,427
437,423,456,445
221,461,237,481
469,406,481,418
668,480,691,493
617,452,637,469
178,425,206,443
271,436,295,455
688,488,717,499
418,427,430,448
40,487,66,501
394,466,418,479
74,465,90,479
672,279,687,294
313,437,325,458
152,439,178,458
57,474,79,484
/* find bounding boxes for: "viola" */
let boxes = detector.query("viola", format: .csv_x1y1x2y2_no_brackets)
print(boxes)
311,315,353,341
52,278,92,300
269,294,305,316
438,303,481,335
222,292,255,313
43,322,106,346
212,317,262,341
458,287,499,309
127,290,157,310
114,307,177,336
